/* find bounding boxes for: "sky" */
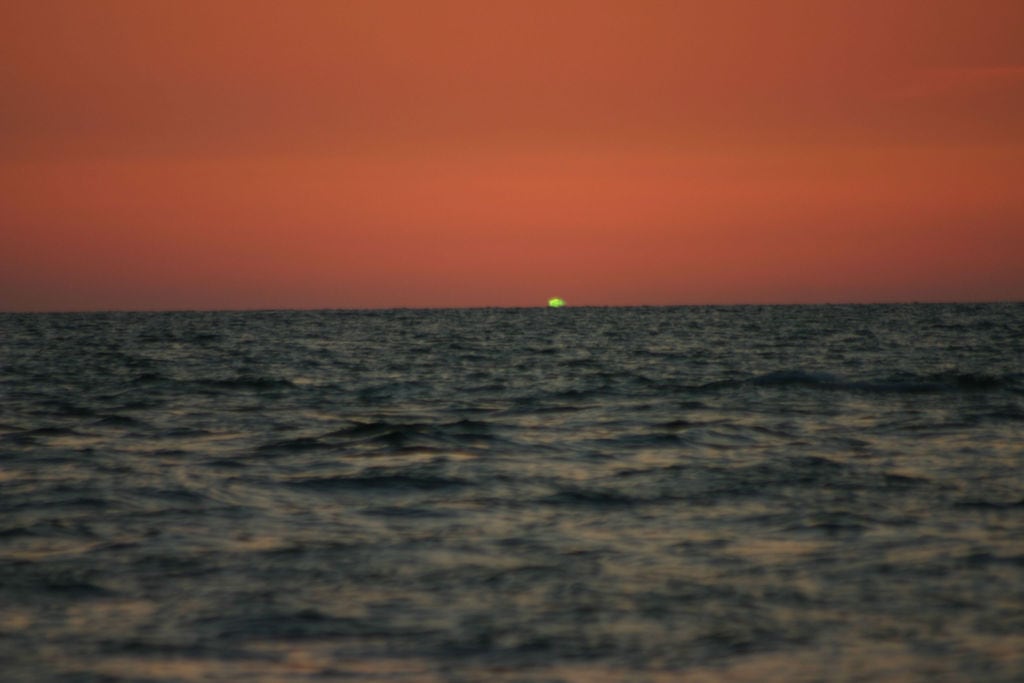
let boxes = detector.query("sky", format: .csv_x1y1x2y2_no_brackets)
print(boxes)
2,0,1023,311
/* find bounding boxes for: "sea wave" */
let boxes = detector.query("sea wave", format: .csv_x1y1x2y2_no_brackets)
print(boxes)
2,304,1022,682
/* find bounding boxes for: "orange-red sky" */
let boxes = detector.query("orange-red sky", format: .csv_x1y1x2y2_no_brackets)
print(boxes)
2,0,1023,310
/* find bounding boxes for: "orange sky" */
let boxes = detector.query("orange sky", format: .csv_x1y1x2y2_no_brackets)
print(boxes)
2,0,1023,310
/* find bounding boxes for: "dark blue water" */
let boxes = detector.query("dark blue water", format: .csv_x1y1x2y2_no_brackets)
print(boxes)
1,304,1022,682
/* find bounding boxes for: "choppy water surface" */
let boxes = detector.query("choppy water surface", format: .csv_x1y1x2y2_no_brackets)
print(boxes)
1,304,1022,682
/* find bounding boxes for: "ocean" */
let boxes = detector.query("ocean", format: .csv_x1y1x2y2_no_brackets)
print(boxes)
1,304,1022,682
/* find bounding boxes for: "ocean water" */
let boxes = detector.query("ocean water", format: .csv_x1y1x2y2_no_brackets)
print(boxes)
1,304,1022,682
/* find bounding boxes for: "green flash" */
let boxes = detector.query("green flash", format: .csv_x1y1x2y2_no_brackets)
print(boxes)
548,297,566,308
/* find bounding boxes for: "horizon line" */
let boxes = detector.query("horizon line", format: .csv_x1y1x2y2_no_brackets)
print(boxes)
2,299,1021,315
